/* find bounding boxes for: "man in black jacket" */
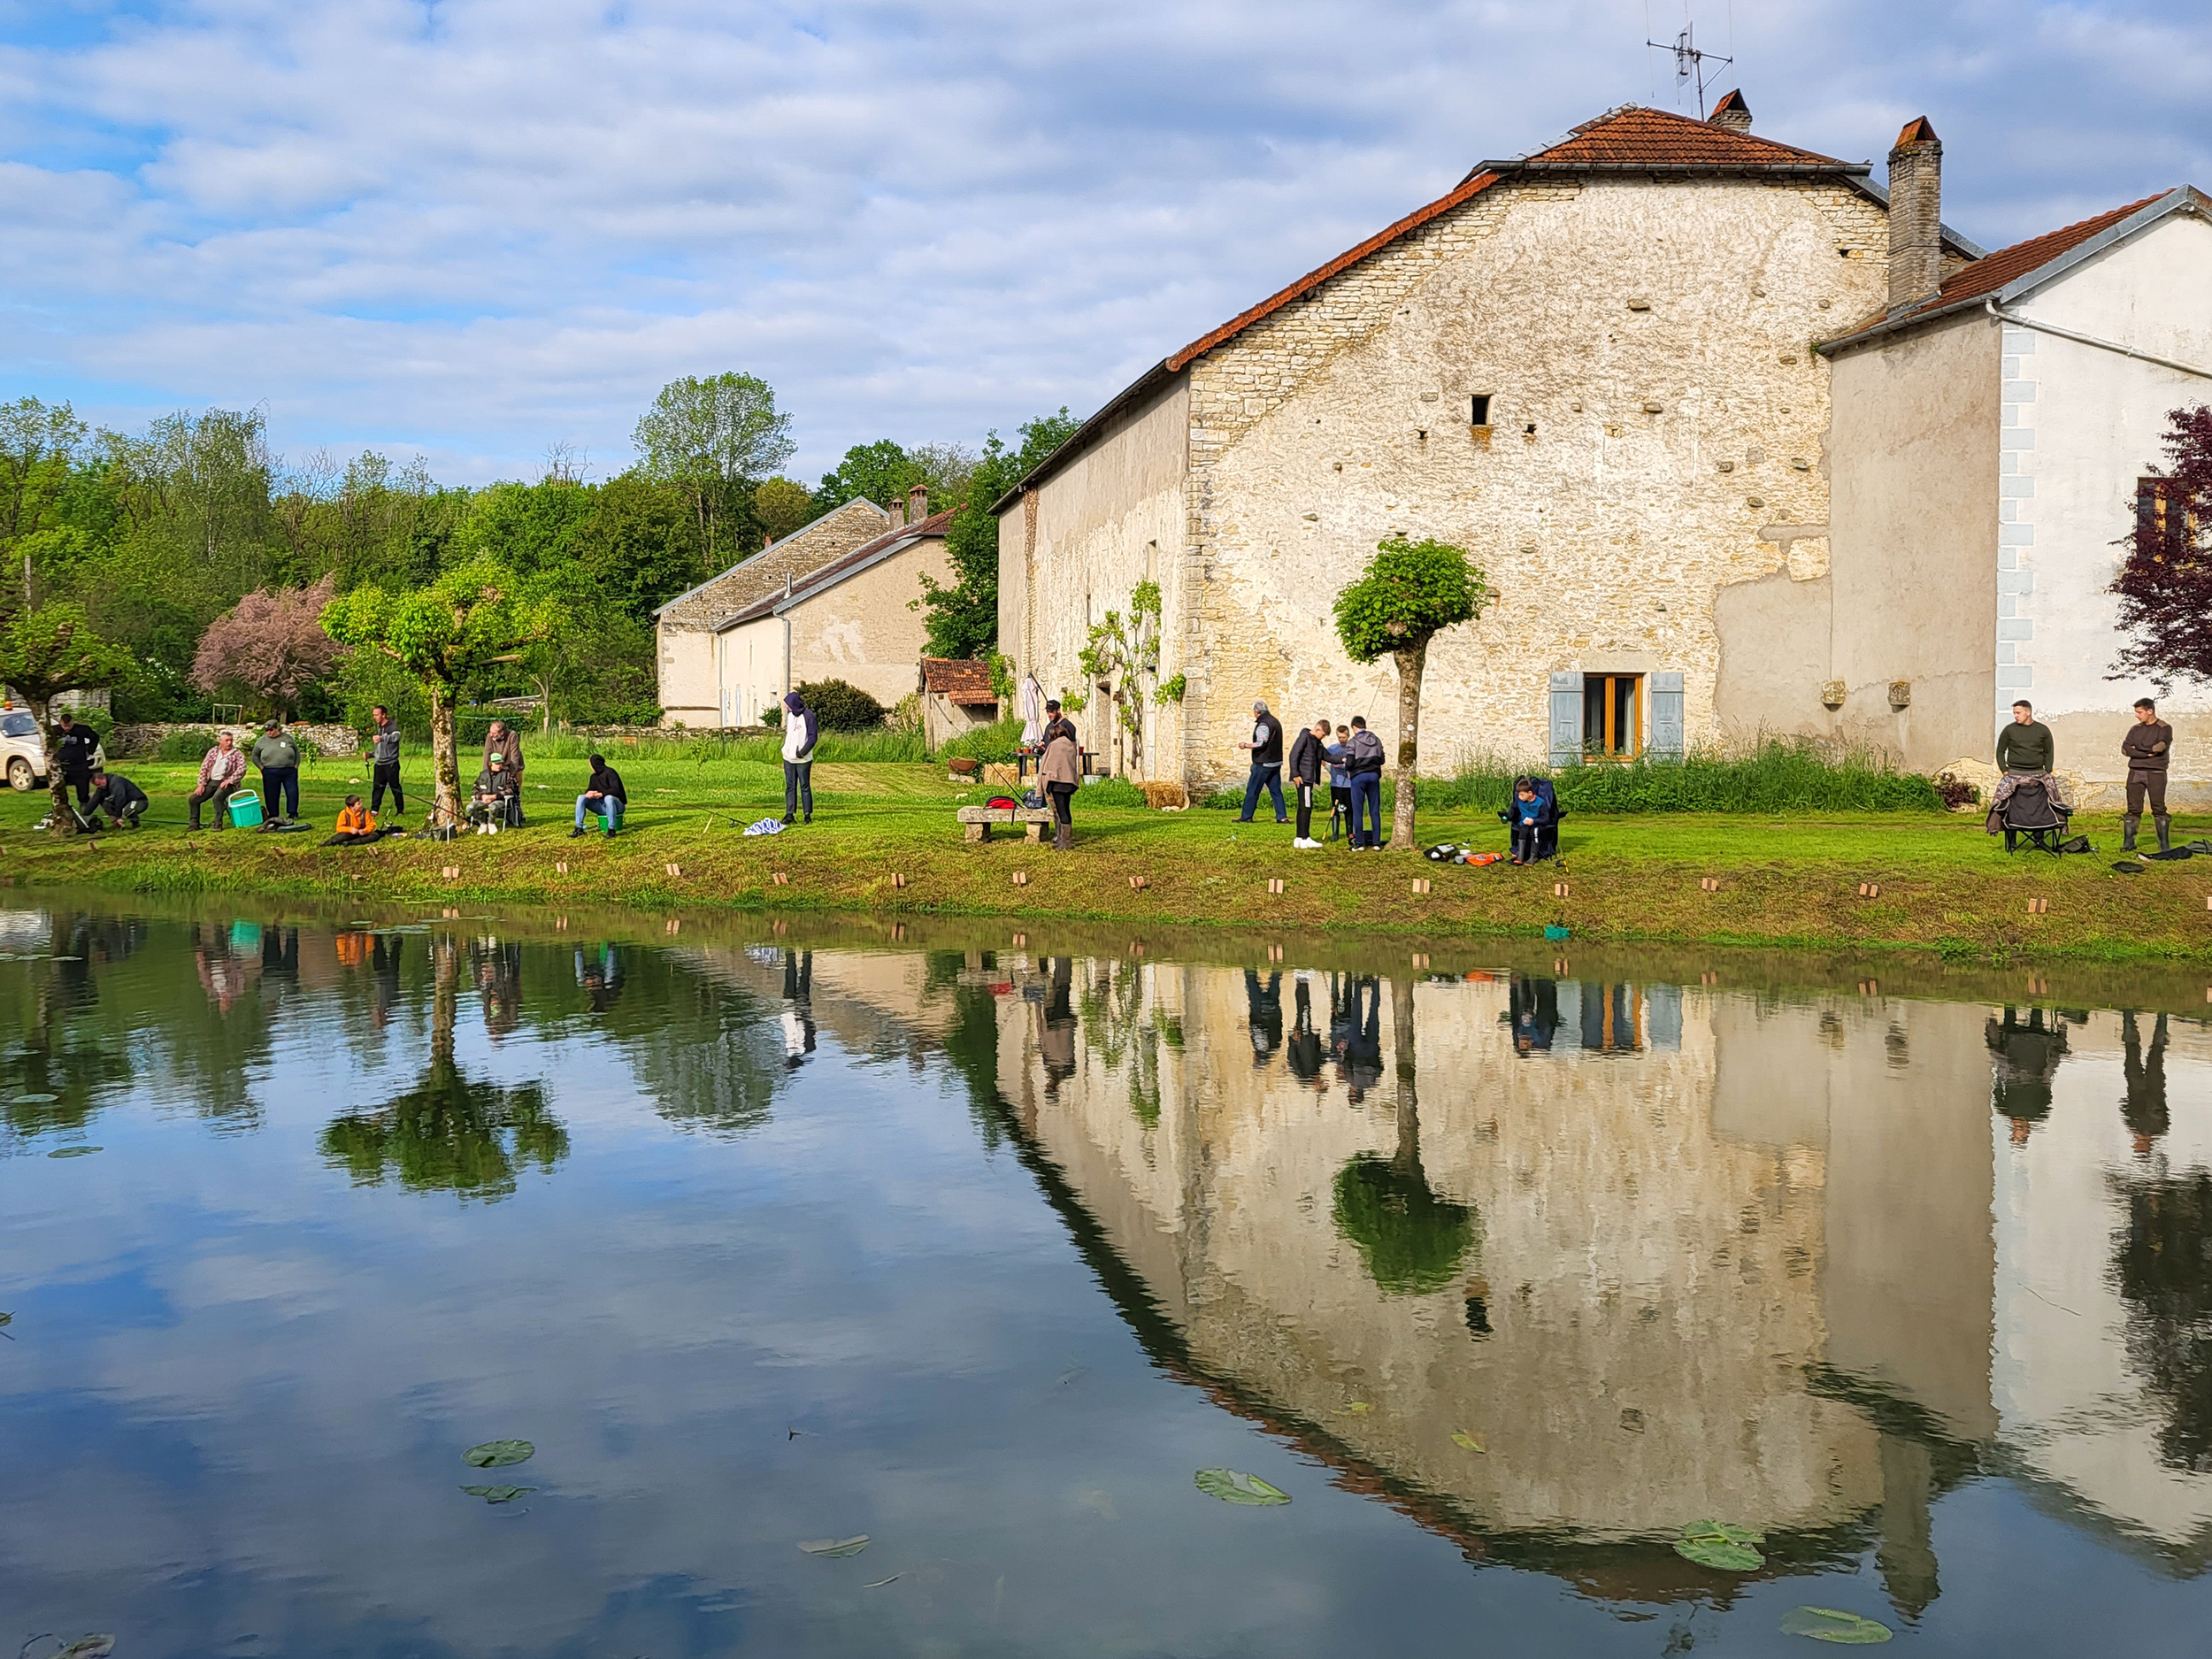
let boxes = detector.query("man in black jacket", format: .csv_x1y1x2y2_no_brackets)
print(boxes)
55,711,98,809
1286,718,1329,848
571,753,627,838
2122,697,2174,853
86,768,148,830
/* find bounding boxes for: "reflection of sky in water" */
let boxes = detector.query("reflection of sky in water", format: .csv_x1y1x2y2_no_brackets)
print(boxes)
4,910,2212,1655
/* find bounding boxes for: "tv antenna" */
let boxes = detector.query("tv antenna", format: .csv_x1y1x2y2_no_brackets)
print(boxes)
1646,20,1732,114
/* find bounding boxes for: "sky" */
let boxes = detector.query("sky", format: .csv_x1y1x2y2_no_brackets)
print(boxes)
1,0,2208,488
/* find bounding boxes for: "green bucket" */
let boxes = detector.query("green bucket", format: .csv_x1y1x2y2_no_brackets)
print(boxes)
227,790,264,829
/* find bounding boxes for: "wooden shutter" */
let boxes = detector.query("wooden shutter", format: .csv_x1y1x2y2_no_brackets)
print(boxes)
1648,672,1685,759
1549,672,1582,768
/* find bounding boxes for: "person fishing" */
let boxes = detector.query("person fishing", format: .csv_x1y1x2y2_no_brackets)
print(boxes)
1041,698,1079,851
780,689,819,826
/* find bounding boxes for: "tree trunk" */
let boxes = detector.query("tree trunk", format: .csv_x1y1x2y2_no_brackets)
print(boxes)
1391,974,1419,1176
430,686,462,827
28,694,75,838
1390,641,1426,852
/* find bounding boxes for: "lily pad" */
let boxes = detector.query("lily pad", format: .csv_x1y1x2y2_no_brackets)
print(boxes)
1194,1468,1291,1506
460,1484,534,1504
1781,1607,1893,1645
12,1092,58,1103
51,1639,118,1659
798,1534,872,1557
48,1145,102,1159
463,1439,534,1468
1451,1429,1486,1453
1673,1520,1765,1572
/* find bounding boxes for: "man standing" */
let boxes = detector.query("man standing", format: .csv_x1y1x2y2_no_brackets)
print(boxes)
54,710,97,810
2121,696,2174,853
188,731,247,830
483,719,525,822
1234,699,1286,824
1346,715,1386,849
780,690,819,826
367,705,404,818
252,718,302,823
1286,718,1329,849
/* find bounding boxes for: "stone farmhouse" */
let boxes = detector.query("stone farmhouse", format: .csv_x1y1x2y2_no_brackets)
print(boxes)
710,502,954,727
1772,132,2209,805
993,98,1990,786
656,488,948,727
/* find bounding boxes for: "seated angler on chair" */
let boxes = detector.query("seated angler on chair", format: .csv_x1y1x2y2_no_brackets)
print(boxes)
1499,776,1563,864
1986,699,2071,852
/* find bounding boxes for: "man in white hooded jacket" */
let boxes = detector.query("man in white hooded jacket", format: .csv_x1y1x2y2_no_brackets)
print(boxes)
780,690,820,826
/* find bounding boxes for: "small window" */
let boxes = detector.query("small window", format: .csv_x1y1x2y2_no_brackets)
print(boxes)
1469,394,1493,427
1583,673,1641,760
2138,477,2198,545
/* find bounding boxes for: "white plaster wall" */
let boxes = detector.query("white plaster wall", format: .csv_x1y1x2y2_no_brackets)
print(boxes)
714,617,786,728
2002,211,2212,786
783,537,951,710
656,624,721,727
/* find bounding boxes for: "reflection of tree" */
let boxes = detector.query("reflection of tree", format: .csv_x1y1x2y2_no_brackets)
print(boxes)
1077,957,1164,1125
319,934,566,1201
1,912,140,1148
1332,979,1476,1297
2121,1011,2170,1154
2111,1167,2212,1473
599,948,787,1135
1986,1008,2067,1145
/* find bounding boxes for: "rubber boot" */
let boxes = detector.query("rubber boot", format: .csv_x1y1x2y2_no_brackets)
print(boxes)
2123,815,2139,851
2156,815,2173,854
1056,823,1071,853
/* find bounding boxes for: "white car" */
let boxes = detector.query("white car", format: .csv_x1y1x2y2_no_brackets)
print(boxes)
1,708,104,790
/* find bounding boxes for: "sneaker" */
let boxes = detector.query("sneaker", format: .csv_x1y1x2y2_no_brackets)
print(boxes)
1294,837,1321,849
568,827,587,838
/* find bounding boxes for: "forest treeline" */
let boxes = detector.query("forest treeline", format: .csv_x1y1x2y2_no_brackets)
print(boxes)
0,374,1077,733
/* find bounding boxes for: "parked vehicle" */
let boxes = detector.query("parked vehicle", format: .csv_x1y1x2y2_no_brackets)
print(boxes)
2,707,105,790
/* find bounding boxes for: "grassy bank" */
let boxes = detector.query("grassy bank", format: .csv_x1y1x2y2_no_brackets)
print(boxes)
4,749,2208,963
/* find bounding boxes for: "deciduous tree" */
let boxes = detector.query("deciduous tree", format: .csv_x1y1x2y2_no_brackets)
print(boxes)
0,601,134,834
632,373,793,564
321,560,560,824
189,575,341,718
918,410,1079,660
1333,534,1494,852
2113,403,2212,687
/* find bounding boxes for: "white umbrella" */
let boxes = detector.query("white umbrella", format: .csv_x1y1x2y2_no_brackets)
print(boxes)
1019,673,1044,746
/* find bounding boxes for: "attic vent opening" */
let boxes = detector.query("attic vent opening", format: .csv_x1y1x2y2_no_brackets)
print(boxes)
1469,395,1493,427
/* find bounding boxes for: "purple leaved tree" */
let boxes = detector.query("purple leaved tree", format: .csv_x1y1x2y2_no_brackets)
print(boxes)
190,575,342,719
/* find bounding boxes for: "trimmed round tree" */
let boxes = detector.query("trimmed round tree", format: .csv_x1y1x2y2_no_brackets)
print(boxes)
1333,534,1494,852
320,560,559,826
0,603,132,836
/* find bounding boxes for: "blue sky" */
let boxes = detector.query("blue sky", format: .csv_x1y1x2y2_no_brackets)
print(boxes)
2,0,2207,487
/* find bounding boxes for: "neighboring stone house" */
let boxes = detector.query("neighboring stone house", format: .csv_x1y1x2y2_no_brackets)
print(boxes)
711,500,954,726
994,98,1982,786
918,657,1001,751
1748,125,2210,805
654,496,892,727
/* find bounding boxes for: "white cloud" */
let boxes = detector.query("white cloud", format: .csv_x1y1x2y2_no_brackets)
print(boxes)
0,0,2207,482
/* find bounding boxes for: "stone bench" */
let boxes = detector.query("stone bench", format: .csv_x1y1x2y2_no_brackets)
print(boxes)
956,804,1055,842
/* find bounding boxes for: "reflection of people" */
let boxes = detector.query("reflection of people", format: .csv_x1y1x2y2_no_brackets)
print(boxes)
1244,969,1283,1066
370,934,403,1028
575,944,624,1013
1040,956,1077,1093
781,950,818,1067
1339,977,1384,1101
2122,1010,2170,1155
1504,976,1558,1055
1287,976,1325,1087
1987,1007,2068,1144
1463,1274,1493,1337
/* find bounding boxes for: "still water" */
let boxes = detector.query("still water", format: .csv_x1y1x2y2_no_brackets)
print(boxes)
5,901,2212,1657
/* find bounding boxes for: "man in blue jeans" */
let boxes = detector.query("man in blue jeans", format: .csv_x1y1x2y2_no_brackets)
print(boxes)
1345,715,1386,849
1234,699,1286,823
571,752,626,837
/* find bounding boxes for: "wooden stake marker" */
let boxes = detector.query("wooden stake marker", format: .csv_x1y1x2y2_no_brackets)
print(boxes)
665,918,680,934
664,863,683,879
1129,940,1146,956
772,872,789,886
1012,871,1029,887
555,860,570,874
554,916,568,931
2027,977,2049,995
1412,878,1431,895
442,865,459,879
891,872,909,889
1128,874,1148,890
1411,952,1431,970
1012,931,1028,948
1267,877,1286,895
1858,979,1880,996
2027,896,2049,915
1553,957,1570,974
1554,882,1570,899
1701,972,1719,986
1857,881,1880,898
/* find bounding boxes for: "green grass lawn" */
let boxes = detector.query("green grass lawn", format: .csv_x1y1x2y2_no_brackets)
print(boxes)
4,751,2209,962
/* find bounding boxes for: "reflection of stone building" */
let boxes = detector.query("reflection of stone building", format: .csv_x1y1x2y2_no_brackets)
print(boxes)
969,957,2212,1604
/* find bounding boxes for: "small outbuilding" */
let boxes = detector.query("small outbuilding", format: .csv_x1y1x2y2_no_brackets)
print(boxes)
919,657,1001,752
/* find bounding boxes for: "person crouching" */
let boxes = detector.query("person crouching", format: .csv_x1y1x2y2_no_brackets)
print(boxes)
87,768,148,831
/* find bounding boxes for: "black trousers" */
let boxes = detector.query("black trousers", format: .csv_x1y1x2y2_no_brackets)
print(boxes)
783,760,813,822
371,761,404,815
2126,769,2169,816
62,771,92,808
1329,785,1350,839
1048,782,1074,826
1511,822,1540,863
1294,780,1316,839
261,765,299,818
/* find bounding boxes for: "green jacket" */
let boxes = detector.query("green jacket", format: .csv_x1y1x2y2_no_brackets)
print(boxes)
1996,720,2055,774
252,733,301,771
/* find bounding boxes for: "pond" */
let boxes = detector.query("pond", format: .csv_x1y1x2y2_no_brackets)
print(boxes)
4,897,2212,1657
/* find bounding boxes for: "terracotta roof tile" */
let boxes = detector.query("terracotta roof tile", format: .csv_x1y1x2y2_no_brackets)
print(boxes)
712,509,955,629
1516,104,1850,172
921,657,998,703
1904,192,2168,316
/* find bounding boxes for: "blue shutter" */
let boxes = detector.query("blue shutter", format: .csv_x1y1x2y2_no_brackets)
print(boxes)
1548,672,1583,769
1648,671,1685,760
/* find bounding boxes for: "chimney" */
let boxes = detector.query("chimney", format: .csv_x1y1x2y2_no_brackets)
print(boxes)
1886,117,1943,317
763,532,773,550
1708,89,1752,131
907,483,928,525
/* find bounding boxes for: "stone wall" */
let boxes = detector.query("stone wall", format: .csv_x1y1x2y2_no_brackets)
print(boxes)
106,722,362,758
